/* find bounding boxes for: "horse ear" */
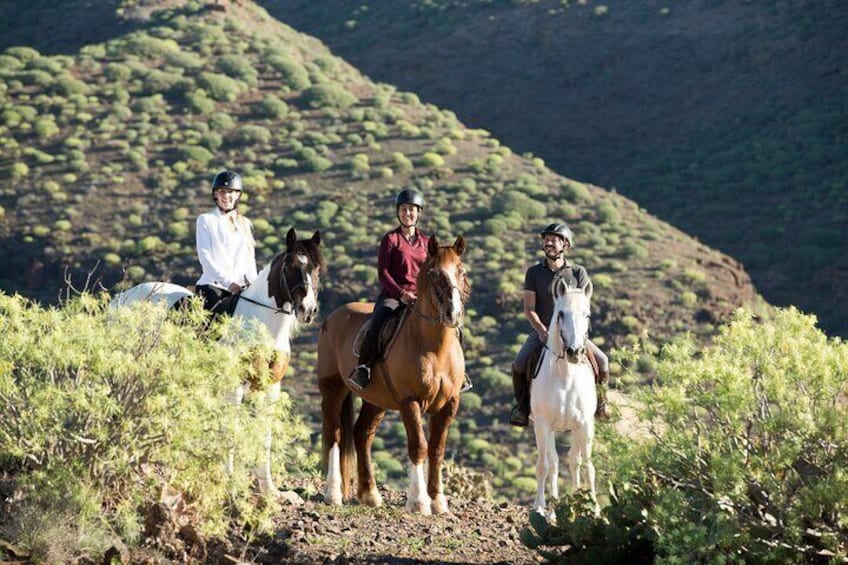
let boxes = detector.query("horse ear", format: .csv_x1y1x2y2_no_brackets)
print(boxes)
453,235,466,256
286,227,297,251
553,277,566,299
427,235,439,256
311,230,321,247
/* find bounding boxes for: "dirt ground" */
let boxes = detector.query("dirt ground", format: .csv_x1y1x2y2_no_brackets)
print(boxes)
252,477,543,565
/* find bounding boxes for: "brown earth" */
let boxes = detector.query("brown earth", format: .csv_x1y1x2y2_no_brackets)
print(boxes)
120,476,544,565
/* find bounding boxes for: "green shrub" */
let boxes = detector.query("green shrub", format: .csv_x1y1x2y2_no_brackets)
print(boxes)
301,85,357,109
179,145,215,166
165,50,205,70
527,308,848,563
419,152,445,168
563,180,593,203
197,72,243,102
122,33,180,58
185,89,216,114
215,54,258,86
259,95,289,118
0,294,309,558
392,151,413,172
5,46,41,62
232,124,272,146
54,74,90,95
0,54,24,73
265,55,311,90
104,63,133,82
492,190,546,220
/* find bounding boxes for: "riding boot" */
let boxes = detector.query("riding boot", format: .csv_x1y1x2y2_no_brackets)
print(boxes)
509,368,530,427
348,328,378,391
595,370,610,422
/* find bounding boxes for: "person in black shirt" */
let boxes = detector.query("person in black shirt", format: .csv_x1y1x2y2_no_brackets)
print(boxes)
509,223,610,427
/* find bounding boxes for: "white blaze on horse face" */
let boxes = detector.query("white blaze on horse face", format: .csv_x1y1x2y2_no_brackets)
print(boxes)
558,290,589,357
446,268,463,324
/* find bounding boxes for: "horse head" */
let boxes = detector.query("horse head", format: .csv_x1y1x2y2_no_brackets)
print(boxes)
267,228,325,324
419,235,470,328
550,276,592,363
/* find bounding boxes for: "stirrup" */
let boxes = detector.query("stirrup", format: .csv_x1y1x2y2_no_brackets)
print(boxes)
346,364,371,391
460,373,473,393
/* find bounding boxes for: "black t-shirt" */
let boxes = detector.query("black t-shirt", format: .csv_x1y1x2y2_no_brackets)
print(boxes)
523,260,590,326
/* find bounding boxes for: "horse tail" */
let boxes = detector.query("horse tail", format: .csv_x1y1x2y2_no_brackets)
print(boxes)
339,390,356,498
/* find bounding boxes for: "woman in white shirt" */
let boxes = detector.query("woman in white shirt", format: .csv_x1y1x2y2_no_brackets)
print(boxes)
195,170,258,315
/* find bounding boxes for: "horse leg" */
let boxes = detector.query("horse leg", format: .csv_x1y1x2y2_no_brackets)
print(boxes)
569,428,585,493
320,375,355,505
548,429,559,505
427,396,459,515
354,401,386,507
400,397,431,515
225,383,247,477
585,427,599,514
254,381,281,495
532,420,551,516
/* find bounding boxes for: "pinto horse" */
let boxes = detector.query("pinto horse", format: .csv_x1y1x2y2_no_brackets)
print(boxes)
111,227,324,492
530,277,598,520
317,235,469,514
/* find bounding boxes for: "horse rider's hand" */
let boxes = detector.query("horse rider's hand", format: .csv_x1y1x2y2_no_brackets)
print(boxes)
228,282,243,294
401,291,417,305
537,328,549,342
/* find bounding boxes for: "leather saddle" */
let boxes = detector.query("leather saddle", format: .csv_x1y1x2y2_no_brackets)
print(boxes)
353,307,410,359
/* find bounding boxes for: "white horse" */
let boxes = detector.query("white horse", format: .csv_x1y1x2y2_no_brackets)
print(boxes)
530,277,597,520
111,227,324,493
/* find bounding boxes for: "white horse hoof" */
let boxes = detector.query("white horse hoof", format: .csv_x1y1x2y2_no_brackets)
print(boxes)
323,486,343,506
431,493,449,514
359,488,383,507
406,497,432,515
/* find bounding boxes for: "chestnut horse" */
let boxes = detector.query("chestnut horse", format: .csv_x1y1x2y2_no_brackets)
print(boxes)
112,228,324,492
317,235,469,514
531,277,597,520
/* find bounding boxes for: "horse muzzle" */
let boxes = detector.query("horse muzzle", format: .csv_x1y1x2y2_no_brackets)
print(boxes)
566,346,585,363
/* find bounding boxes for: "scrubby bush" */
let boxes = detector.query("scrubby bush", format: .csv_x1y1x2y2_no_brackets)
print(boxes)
259,95,289,118
525,308,848,563
301,85,357,109
197,72,243,102
265,54,311,90
0,294,310,559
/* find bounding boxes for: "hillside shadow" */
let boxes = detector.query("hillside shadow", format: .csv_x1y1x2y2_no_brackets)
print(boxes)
1,0,135,54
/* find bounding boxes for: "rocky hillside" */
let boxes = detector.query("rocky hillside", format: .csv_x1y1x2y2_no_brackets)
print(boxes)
0,0,761,502
263,0,848,335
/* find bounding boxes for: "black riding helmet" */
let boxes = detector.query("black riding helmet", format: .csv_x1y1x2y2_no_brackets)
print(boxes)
211,170,243,195
540,222,574,247
395,188,425,209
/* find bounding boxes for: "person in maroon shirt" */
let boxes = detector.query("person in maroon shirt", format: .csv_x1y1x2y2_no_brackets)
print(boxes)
347,189,430,391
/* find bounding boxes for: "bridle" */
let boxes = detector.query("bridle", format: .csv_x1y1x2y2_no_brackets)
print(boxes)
547,302,590,363
409,265,466,328
240,252,316,315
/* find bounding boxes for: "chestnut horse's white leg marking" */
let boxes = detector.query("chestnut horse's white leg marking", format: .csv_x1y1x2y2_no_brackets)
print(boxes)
324,443,343,505
406,462,431,515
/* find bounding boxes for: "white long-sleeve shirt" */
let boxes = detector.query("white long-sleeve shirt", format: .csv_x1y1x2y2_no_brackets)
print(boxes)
195,208,258,290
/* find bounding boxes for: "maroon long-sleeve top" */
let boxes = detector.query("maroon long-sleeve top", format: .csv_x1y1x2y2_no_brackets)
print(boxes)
377,227,430,300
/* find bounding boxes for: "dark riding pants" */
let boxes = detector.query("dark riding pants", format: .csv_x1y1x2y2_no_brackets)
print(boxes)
358,296,401,366
196,284,240,316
